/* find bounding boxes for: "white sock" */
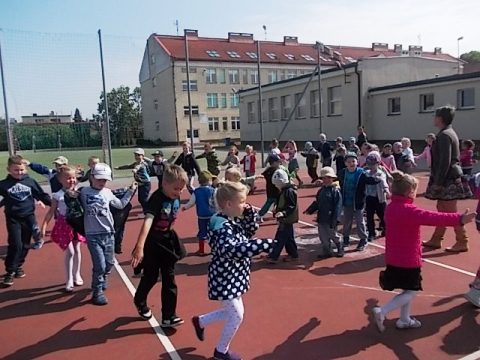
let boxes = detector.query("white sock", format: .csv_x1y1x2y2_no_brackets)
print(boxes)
381,290,417,320
64,242,75,287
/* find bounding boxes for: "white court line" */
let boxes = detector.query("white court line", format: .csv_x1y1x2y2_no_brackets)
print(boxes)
458,350,480,360
113,259,182,360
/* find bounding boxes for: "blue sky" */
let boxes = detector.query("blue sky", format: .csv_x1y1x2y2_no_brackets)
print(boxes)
1,0,478,119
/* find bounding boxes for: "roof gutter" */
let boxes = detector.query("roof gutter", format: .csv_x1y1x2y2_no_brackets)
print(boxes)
355,61,362,127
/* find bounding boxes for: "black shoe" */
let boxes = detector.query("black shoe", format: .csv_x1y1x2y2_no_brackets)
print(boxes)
317,253,332,260
135,301,152,320
160,316,184,328
15,268,26,278
213,348,242,360
336,246,345,257
114,245,123,254
3,273,14,286
92,293,108,306
192,316,204,341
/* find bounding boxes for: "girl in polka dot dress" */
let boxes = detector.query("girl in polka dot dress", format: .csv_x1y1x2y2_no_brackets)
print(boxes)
192,181,275,360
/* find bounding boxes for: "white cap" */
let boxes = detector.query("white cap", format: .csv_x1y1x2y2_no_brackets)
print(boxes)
133,148,145,155
91,163,112,181
272,168,290,187
53,156,68,165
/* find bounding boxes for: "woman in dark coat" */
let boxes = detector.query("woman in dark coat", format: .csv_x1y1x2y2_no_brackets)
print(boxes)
423,106,472,252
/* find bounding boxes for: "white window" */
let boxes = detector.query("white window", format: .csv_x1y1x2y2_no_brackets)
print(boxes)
227,51,241,58
152,77,157,87
182,80,198,91
242,69,248,84
229,69,240,84
279,70,286,81
301,54,315,61
268,97,279,121
231,116,240,130
218,69,226,84
250,69,258,84
222,117,228,131
248,102,256,123
220,93,227,108
457,88,475,108
183,105,199,115
310,90,319,117
287,69,297,79
207,93,218,108
281,95,292,120
268,70,277,83
266,53,277,60
205,68,217,84
388,97,401,114
327,86,342,115
154,99,158,111
208,117,219,131
245,52,257,59
284,54,295,60
419,93,434,112
230,93,239,108
206,50,220,57
181,66,196,73
295,93,306,119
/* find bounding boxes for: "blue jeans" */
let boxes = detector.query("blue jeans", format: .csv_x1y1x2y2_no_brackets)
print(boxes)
197,217,210,240
270,223,298,260
259,197,277,217
86,233,114,296
342,207,368,246
138,183,151,214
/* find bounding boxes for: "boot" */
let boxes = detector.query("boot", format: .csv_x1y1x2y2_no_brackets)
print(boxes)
445,241,468,253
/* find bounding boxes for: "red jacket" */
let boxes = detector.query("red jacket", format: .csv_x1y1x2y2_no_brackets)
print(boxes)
240,154,256,173
384,195,461,268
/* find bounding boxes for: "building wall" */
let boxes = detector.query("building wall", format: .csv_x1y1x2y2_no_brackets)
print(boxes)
21,116,72,124
368,78,480,140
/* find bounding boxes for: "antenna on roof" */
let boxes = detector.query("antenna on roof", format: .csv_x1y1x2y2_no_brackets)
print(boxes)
174,20,179,36
262,25,267,40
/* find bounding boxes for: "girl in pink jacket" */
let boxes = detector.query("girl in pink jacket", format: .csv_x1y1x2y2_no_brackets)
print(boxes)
373,171,476,333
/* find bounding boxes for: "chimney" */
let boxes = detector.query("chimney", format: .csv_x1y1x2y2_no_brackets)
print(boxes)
434,47,442,55
394,44,402,53
184,29,198,39
283,36,299,45
324,45,334,57
372,42,389,51
409,45,423,56
228,32,254,43
333,50,343,63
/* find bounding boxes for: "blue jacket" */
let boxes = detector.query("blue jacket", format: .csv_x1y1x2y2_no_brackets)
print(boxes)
305,185,342,226
29,162,62,193
338,167,379,210
193,185,216,218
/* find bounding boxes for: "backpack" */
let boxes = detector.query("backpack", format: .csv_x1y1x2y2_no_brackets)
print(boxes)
110,187,135,231
64,188,85,236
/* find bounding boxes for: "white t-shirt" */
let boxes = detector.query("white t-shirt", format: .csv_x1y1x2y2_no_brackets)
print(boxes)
244,155,251,171
53,189,67,216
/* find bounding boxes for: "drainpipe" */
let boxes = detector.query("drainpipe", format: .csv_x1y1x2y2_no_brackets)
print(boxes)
355,61,362,127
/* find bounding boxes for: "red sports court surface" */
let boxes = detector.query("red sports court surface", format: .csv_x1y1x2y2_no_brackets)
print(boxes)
1,171,479,360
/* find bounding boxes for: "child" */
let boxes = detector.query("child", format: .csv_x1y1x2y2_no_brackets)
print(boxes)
131,165,188,327
465,172,480,306
26,155,69,193
240,145,256,177
77,156,100,184
283,140,303,187
364,152,390,241
266,168,299,263
300,141,319,183
358,142,374,168
317,133,332,167
80,163,136,305
400,137,416,174
335,137,344,152
305,167,343,258
111,186,136,254
0,155,52,287
338,152,369,251
191,181,275,360
392,142,404,170
334,145,347,176
150,150,177,187
221,145,240,169
196,143,221,176
258,154,282,222
348,137,360,155
41,166,86,292
115,148,152,213
460,139,476,176
381,144,397,173
174,142,201,194
182,170,216,256
264,138,283,166
372,171,475,332
224,167,259,194
414,134,435,169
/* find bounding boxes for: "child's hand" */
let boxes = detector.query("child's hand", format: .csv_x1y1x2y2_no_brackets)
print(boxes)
181,206,187,211
130,181,138,191
275,212,284,219
461,209,477,224
36,201,46,209
131,246,144,268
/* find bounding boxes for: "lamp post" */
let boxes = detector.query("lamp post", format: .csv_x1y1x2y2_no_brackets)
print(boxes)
457,36,463,74
316,41,324,134
257,33,265,165
184,29,194,149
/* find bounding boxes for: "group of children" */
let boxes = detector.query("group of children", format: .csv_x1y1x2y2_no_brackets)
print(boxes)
1,125,479,360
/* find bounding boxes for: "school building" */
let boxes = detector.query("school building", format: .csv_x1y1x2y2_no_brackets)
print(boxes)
238,57,479,143
139,30,457,144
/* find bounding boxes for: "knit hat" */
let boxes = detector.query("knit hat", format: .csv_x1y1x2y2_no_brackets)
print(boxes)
319,166,337,179
366,150,381,164
271,168,290,187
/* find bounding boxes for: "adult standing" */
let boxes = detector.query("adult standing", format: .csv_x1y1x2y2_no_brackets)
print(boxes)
423,106,472,252
317,133,332,167
356,126,368,149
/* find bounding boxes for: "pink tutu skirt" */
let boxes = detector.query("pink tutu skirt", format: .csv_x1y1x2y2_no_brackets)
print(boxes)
51,215,86,251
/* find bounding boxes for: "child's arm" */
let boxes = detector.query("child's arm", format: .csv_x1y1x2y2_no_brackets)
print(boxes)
27,161,53,179
131,216,154,268
240,155,245,165
182,193,196,211
174,153,183,165
167,152,178,163
195,153,206,159
193,156,201,175
334,191,343,225
236,205,259,238
276,188,296,219
77,169,90,183
304,200,318,215
41,198,58,238
411,206,474,227
30,179,52,207
115,162,136,170
109,182,137,209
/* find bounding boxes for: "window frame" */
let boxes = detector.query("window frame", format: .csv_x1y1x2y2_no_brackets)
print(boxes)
387,97,401,115
327,86,342,116
205,68,217,84
295,93,306,119
457,88,475,109
310,90,319,117
419,93,435,113
206,93,218,108
281,95,292,120
208,117,220,131
228,69,240,84
231,116,240,130
268,97,279,121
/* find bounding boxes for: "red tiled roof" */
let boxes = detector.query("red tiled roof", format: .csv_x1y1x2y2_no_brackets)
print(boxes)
153,34,458,66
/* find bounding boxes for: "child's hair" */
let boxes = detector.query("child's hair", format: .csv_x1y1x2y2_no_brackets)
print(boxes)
57,165,76,178
182,141,190,148
393,142,402,151
435,105,455,126
230,144,239,155
88,155,100,163
426,133,436,141
245,145,252,152
7,155,25,167
401,137,411,147
391,171,418,196
215,181,247,209
225,167,242,182
462,139,475,150
163,164,188,184
383,143,392,150
271,138,279,147
361,142,374,154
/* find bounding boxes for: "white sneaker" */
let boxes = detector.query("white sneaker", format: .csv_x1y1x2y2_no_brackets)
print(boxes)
372,307,385,333
259,217,264,223
395,317,422,329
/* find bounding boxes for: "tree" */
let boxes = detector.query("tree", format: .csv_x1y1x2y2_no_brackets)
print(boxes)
73,108,83,122
97,86,142,146
460,51,480,63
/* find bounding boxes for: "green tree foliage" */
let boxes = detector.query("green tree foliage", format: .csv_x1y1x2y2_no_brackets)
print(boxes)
460,51,480,63
73,108,83,122
97,86,143,146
